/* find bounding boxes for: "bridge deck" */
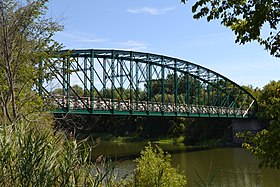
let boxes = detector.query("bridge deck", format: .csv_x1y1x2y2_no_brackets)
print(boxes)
49,95,252,118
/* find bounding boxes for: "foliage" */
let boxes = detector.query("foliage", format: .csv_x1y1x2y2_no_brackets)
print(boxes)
60,114,233,146
181,0,280,57
0,1,119,186
123,143,187,187
240,123,280,169
257,80,280,120
238,80,280,168
0,0,62,125
52,84,85,97
0,121,97,186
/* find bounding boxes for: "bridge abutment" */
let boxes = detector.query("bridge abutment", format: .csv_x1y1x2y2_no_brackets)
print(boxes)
232,119,266,144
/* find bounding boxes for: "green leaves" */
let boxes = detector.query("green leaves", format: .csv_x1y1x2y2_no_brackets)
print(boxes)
239,80,280,169
240,122,280,169
0,0,63,124
182,0,280,57
132,143,187,187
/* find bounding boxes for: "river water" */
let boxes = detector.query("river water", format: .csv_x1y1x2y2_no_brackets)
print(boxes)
92,141,280,187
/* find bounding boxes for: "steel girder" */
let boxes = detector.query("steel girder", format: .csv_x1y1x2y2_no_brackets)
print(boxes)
41,49,258,118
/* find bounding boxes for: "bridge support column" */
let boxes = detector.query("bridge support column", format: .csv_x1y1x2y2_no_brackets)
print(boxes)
232,119,265,144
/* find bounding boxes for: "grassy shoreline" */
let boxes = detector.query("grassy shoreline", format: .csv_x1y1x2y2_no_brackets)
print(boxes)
78,132,185,143
77,132,233,147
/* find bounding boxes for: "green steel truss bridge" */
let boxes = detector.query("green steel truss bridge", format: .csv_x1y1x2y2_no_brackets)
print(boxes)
40,49,258,118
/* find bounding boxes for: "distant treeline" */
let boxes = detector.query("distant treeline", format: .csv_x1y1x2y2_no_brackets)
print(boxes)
55,114,233,146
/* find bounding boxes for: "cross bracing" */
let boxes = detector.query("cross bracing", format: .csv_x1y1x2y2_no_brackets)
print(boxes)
39,49,258,118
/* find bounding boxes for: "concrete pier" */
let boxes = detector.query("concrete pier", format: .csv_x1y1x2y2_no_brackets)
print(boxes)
232,119,266,144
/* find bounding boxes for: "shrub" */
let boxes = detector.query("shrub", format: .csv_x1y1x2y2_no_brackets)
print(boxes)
124,143,187,187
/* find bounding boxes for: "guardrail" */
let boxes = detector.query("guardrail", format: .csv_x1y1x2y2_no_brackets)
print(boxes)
47,95,250,116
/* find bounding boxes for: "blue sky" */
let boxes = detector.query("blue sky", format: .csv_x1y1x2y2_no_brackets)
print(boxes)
47,0,279,88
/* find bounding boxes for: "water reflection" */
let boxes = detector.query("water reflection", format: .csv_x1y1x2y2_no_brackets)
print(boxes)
171,148,280,187
92,142,280,187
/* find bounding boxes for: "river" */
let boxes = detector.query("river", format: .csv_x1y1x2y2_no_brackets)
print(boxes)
92,141,280,186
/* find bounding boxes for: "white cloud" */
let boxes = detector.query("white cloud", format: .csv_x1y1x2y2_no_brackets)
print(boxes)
117,40,148,51
77,38,108,43
127,7,175,15
54,31,108,48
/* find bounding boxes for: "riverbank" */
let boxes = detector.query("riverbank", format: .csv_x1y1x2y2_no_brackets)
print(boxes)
56,115,234,148
88,139,220,161
82,133,185,143
77,132,234,147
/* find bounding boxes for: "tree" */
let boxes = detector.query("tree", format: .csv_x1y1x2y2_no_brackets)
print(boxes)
181,0,280,57
239,80,280,168
0,0,62,125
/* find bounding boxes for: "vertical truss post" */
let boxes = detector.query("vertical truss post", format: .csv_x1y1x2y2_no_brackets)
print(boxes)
225,80,229,114
90,50,94,112
208,84,211,114
103,58,107,98
62,58,66,108
147,54,151,111
120,58,124,99
186,72,190,107
66,57,70,110
233,85,236,115
161,57,165,112
111,51,115,111
217,77,221,114
207,72,210,106
130,51,133,111
197,68,200,107
197,79,200,111
83,57,88,97
174,60,178,113
207,84,211,106
203,84,206,106
135,61,139,110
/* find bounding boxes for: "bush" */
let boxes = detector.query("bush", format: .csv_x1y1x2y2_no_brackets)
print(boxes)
123,143,187,187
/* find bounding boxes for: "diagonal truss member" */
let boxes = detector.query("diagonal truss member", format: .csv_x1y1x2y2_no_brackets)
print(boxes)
39,49,258,118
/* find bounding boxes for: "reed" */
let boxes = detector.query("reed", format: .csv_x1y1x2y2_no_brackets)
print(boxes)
0,121,115,186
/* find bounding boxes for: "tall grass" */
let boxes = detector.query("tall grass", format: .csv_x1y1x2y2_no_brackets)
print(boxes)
0,119,187,186
0,121,116,186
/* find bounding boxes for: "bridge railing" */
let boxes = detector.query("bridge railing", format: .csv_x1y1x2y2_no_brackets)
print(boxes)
47,95,251,117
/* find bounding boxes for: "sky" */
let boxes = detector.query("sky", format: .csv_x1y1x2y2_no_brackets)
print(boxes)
47,0,280,88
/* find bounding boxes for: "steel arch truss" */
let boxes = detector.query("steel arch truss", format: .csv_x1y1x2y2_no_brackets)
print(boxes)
40,49,258,118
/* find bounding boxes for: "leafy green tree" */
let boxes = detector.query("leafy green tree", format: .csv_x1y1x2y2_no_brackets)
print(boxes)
0,0,62,125
52,85,87,97
70,84,84,97
181,0,280,57
240,80,280,168
181,0,280,167
0,1,121,186
258,81,280,120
